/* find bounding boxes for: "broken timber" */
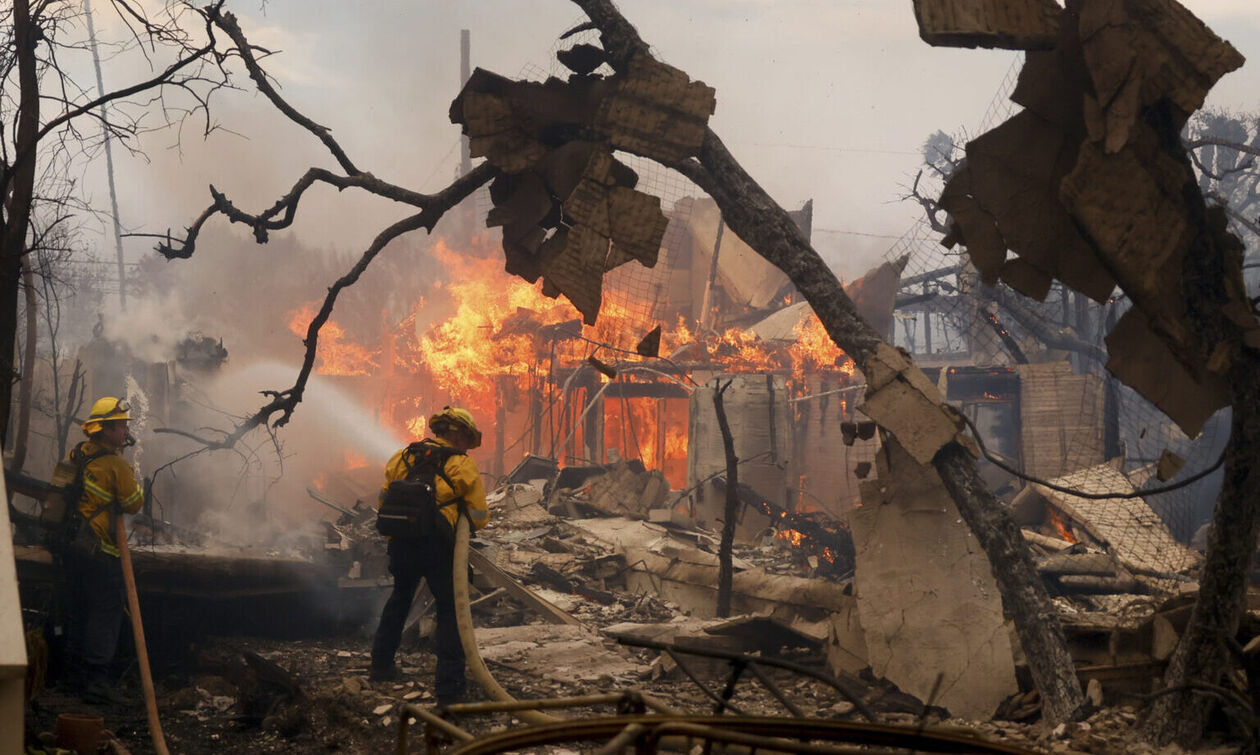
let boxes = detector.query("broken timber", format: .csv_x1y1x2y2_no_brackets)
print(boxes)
467,547,584,627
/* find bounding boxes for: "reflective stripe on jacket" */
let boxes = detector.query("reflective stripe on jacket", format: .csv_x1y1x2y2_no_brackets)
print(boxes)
381,437,489,532
71,440,144,557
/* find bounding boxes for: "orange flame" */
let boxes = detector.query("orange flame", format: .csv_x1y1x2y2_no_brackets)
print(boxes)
1046,506,1078,543
287,232,861,487
287,303,380,376
777,529,806,548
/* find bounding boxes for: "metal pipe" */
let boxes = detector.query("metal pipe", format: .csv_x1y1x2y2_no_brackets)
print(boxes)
398,702,474,749
444,693,629,714
614,634,875,722
592,722,647,755
748,662,805,718
646,722,898,755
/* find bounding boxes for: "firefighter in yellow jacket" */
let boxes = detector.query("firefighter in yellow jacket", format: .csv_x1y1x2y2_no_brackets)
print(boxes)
65,396,144,705
370,407,488,704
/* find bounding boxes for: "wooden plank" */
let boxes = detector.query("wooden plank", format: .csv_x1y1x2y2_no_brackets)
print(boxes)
467,548,584,627
913,0,1061,50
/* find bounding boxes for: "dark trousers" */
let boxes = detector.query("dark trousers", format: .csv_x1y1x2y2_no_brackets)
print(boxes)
371,538,466,697
64,548,125,684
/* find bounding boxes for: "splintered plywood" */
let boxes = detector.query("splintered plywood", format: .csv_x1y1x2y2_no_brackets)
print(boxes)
857,343,963,465
607,187,668,266
1104,308,1229,439
599,54,716,164
851,439,1017,720
933,0,1249,446
947,112,1116,303
1059,141,1190,302
684,197,791,310
1078,0,1244,153
539,225,610,325
1017,361,1105,481
913,0,1062,50
1033,462,1201,575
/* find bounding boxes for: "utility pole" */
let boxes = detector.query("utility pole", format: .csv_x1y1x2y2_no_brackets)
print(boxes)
84,0,127,310
460,29,472,178
459,29,474,245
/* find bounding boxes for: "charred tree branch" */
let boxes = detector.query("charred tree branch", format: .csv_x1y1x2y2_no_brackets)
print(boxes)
1224,205,1260,238
981,284,1108,364
1185,137,1260,160
712,379,738,618
158,167,441,258
207,7,358,175
154,163,493,447
904,170,950,234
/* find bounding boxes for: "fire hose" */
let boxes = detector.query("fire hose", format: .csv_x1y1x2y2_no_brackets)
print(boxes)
115,515,169,755
452,514,560,725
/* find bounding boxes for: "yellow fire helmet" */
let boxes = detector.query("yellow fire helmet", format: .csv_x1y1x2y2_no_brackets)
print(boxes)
82,396,131,437
428,406,482,449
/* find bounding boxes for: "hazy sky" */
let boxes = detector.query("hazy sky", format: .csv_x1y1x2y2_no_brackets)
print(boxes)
82,1,1260,281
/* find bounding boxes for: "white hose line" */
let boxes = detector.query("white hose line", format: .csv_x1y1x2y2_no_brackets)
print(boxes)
452,515,560,724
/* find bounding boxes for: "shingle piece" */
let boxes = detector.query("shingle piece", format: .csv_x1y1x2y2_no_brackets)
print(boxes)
606,187,665,267
450,52,710,322
597,54,716,164
913,0,1063,50
542,225,610,324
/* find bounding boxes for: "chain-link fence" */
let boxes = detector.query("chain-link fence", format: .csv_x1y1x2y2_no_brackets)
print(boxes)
887,56,1234,574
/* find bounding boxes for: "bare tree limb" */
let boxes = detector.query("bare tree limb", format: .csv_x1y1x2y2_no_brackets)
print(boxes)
903,169,951,234
154,162,493,444
207,7,358,174
158,167,439,257
1224,204,1260,238
3,23,219,198
1185,137,1260,159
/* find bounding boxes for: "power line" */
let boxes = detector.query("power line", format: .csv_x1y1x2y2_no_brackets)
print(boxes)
751,142,919,156
814,227,904,239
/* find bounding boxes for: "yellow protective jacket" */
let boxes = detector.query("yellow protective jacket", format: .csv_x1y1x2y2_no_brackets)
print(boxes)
381,437,489,532
69,440,144,557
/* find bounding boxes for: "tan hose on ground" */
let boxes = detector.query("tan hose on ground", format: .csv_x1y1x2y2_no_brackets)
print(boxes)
452,515,559,724
115,516,169,755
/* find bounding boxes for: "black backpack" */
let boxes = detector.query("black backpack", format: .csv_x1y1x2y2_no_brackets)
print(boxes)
375,441,464,541
46,442,115,550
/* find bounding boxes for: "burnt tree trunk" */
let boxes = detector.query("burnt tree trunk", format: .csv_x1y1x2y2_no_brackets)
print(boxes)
1143,378,1260,743
1140,105,1260,746
10,254,37,474
681,129,1086,724
0,0,41,450
712,379,739,618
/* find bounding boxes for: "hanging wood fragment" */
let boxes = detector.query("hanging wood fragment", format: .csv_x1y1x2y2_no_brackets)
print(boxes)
912,0,1061,50
928,0,1249,438
450,50,714,324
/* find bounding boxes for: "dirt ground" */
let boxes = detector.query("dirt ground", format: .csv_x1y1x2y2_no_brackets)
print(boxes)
27,624,1223,755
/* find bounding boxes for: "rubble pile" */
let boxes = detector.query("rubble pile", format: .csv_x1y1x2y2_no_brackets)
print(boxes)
20,456,1257,754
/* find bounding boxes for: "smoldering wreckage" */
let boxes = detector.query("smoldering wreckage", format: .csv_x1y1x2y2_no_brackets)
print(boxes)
5,0,1260,753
